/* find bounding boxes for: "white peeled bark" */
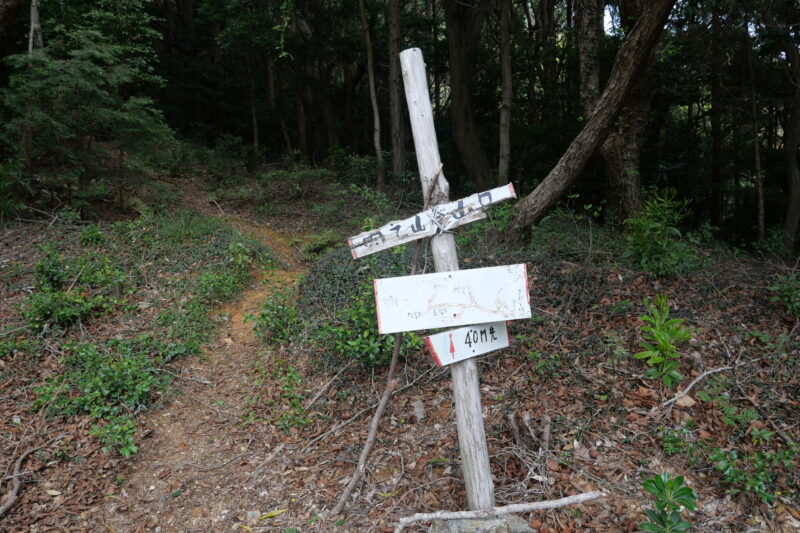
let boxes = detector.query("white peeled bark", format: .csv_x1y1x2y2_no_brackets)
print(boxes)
400,47,495,511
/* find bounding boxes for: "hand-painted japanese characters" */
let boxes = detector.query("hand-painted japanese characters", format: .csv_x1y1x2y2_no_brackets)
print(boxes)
425,321,510,367
348,183,516,259
373,264,531,334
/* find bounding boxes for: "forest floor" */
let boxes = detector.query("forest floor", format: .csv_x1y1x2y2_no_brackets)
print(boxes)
1,171,798,533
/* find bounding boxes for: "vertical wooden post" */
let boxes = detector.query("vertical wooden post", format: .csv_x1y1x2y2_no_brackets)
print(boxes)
400,47,495,510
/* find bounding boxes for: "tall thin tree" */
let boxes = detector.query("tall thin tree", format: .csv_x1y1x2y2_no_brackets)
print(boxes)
359,0,386,189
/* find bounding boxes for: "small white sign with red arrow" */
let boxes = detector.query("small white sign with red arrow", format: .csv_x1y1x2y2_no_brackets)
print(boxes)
424,321,510,367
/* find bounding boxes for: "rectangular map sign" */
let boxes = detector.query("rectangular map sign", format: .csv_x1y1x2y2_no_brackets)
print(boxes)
425,321,509,367
374,264,531,334
348,183,516,259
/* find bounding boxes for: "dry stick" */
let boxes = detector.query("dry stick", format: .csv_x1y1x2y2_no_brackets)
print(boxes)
654,365,733,412
0,434,64,518
331,240,426,516
302,366,437,452
304,360,354,412
392,491,605,533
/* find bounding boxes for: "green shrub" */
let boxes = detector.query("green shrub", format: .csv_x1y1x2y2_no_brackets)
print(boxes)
91,415,138,457
249,290,303,346
770,274,800,318
79,224,106,246
24,291,109,330
640,473,697,533
194,270,245,303
624,190,698,277
633,294,691,388
314,282,422,368
299,230,341,261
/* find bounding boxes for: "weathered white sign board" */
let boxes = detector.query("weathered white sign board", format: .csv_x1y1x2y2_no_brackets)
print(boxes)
374,264,531,334
348,183,516,259
425,321,509,367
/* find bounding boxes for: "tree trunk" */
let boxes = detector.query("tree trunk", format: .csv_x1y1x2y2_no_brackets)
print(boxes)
248,73,259,157
782,44,800,251
600,0,649,223
576,0,602,117
443,0,492,189
27,0,42,53
744,22,764,242
710,5,724,226
497,0,512,186
512,0,675,231
388,0,407,179
359,0,386,189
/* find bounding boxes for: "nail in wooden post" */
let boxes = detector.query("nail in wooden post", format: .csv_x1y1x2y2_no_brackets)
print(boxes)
399,47,495,510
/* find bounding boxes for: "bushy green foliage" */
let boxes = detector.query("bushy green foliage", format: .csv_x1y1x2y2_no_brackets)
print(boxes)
314,282,422,368
709,445,798,504
271,360,311,433
634,294,691,387
194,270,246,303
249,290,303,345
770,274,800,318
624,190,699,277
1,29,171,175
299,230,341,261
24,291,109,330
640,473,697,533
79,224,106,246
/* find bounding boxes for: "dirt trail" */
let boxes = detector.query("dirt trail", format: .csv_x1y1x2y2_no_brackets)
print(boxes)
101,208,308,532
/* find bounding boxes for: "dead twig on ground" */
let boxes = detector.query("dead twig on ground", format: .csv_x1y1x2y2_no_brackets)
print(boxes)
392,491,605,533
653,365,733,413
0,434,65,519
304,360,354,412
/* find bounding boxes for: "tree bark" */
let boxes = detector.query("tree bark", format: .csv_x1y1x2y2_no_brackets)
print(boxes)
744,21,764,242
27,0,42,53
600,0,649,223
781,41,800,251
388,0,407,179
710,4,724,227
497,0,512,186
443,0,492,189
359,0,386,189
512,0,675,231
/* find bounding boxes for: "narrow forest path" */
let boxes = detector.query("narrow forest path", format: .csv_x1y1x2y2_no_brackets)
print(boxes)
101,189,311,532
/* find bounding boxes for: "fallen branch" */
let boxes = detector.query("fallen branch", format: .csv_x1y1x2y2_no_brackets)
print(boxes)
655,365,732,412
331,333,403,516
0,434,64,518
393,491,606,533
332,238,427,516
302,366,437,452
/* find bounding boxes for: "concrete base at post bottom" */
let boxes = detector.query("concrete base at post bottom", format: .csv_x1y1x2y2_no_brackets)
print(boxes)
428,515,537,533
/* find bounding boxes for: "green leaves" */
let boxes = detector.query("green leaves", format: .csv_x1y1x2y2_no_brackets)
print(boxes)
634,294,691,388
640,473,697,533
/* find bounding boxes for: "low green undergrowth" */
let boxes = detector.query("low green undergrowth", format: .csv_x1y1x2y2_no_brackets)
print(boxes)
14,207,274,456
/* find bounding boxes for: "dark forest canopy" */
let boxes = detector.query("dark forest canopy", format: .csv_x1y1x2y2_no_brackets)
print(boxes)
0,0,799,252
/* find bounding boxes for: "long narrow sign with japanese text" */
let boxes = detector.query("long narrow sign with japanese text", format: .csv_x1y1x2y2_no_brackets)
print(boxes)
373,264,530,335
348,183,516,259
425,321,510,367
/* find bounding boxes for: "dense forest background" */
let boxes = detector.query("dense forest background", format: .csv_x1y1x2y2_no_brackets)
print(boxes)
0,0,799,253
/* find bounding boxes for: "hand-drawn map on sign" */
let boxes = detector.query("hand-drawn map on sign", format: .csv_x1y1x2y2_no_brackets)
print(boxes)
348,183,516,259
374,264,531,334
425,321,509,367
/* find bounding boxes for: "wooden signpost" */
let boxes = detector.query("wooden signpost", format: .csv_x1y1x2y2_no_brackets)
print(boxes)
342,47,605,526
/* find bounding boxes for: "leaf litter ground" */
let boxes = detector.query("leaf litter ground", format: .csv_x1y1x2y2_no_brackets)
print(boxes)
1,177,798,533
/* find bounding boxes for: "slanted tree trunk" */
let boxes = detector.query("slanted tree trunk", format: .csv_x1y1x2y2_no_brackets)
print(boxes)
358,0,386,189
443,0,492,189
512,0,675,231
497,0,512,186
388,0,407,179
